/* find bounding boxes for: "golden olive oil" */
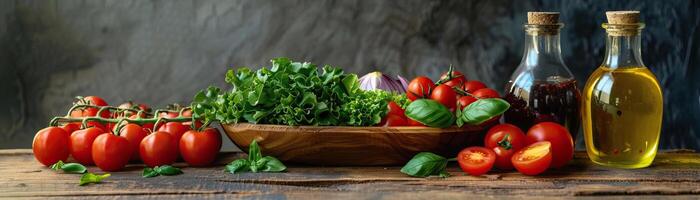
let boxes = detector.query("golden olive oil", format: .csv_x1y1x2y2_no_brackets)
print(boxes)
582,66,663,168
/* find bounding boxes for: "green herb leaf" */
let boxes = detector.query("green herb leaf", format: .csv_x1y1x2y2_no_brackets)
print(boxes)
50,160,64,171
79,173,110,186
142,167,159,178
461,98,510,125
155,165,183,176
225,159,250,174
405,99,455,128
400,152,448,177
248,140,262,163
257,156,287,172
61,163,87,174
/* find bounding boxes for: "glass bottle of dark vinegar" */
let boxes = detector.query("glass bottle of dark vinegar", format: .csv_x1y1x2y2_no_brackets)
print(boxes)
504,12,581,139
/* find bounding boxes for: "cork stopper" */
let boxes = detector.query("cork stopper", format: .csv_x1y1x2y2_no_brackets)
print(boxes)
606,11,640,24
527,12,560,25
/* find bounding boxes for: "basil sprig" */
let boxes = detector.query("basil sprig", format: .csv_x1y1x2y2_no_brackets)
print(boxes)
142,165,183,178
457,98,510,126
50,160,87,174
225,140,287,174
400,152,452,178
79,173,110,186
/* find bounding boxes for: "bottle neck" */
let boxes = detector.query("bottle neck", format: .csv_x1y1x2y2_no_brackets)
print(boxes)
602,34,643,69
521,33,565,68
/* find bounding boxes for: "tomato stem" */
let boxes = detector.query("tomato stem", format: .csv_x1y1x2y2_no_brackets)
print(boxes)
497,134,512,150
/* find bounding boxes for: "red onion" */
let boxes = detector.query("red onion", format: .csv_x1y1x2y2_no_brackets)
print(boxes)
358,72,408,93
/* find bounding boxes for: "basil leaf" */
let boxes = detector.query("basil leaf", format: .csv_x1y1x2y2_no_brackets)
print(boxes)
405,99,455,128
142,167,159,178
461,98,510,125
248,140,262,162
258,156,287,172
155,165,183,176
400,152,448,177
50,160,64,171
455,105,464,127
438,169,451,178
225,159,250,174
79,173,110,186
61,163,87,174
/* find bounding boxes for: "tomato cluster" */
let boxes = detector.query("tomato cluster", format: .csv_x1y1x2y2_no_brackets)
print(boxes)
32,96,222,172
456,122,574,176
380,67,501,127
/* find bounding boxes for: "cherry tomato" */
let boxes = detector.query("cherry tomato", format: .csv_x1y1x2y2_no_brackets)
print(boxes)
463,81,487,93
61,123,82,134
139,131,178,167
406,76,435,101
457,147,496,176
85,121,106,131
32,127,70,166
119,124,148,161
158,122,190,152
440,70,467,88
407,118,426,127
512,141,553,175
379,114,408,127
92,133,131,171
472,88,500,98
484,124,526,169
84,96,108,106
159,111,179,119
70,127,107,165
70,96,110,118
180,128,222,166
430,85,458,110
457,96,477,109
387,101,405,118
526,122,574,168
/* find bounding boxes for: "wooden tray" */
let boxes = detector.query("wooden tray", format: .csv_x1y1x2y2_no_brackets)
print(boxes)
221,123,491,166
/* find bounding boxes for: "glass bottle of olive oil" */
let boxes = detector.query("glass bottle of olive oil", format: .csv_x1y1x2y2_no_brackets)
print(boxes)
582,11,663,168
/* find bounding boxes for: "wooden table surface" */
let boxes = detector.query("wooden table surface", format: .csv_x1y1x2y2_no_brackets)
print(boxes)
1,149,700,199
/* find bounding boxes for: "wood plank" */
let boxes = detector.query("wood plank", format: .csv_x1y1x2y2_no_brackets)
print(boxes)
1,149,699,198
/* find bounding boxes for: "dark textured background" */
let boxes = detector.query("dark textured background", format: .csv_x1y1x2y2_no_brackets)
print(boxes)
1,0,698,150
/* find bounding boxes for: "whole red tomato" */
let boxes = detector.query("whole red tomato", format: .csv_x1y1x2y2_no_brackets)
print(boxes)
92,133,131,171
472,88,500,98
61,123,82,134
70,96,110,118
484,124,526,169
158,122,190,152
32,127,71,166
439,70,467,88
140,131,178,167
430,85,457,110
379,114,408,127
159,111,179,119
463,81,487,93
180,128,222,167
457,147,496,176
512,141,552,175
119,124,148,161
457,96,477,109
406,76,435,101
70,127,107,165
526,122,574,168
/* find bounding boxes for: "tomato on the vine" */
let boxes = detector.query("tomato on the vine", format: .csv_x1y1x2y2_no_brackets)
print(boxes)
119,123,148,161
484,124,526,169
463,81,487,93
180,128,222,167
61,123,81,134
406,76,435,101
512,141,552,176
379,114,407,127
430,85,457,110
32,127,71,166
472,88,500,98
70,96,110,118
92,133,131,171
158,122,190,152
457,96,477,109
526,122,574,168
439,70,467,88
140,131,178,167
70,127,107,165
457,147,496,176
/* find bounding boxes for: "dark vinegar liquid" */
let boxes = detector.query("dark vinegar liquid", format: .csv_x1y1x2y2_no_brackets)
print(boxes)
504,78,581,140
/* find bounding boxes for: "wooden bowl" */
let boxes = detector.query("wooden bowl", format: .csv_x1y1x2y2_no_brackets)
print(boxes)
221,123,490,166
